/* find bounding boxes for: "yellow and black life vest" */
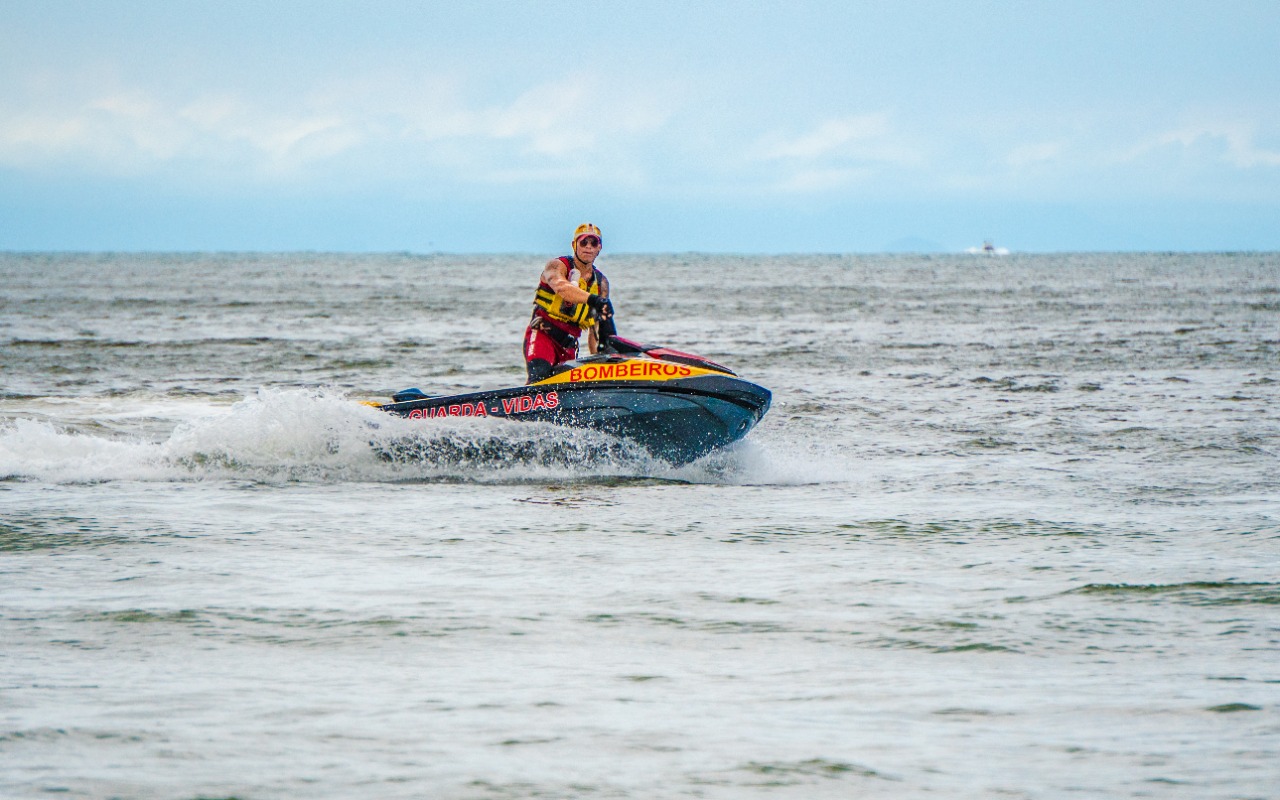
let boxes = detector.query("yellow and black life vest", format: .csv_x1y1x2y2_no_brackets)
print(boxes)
533,256,607,330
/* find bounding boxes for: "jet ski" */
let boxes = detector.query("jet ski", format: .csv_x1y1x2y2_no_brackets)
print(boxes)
374,336,771,465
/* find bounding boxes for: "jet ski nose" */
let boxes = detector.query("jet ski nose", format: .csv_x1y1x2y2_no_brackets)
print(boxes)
392,388,431,403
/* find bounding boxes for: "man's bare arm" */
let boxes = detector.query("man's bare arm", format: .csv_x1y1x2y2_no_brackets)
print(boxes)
540,259,592,304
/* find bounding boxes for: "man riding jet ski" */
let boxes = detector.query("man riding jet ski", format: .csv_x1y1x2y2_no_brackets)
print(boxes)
377,334,770,465
375,223,770,464
524,222,615,384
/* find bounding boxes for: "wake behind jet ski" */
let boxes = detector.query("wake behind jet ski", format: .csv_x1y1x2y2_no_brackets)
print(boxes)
375,336,771,465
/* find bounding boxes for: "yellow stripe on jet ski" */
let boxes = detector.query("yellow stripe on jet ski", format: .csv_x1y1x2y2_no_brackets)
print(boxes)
531,357,721,386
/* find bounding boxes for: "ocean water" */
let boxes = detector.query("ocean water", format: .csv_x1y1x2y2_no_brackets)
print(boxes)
1,251,1278,799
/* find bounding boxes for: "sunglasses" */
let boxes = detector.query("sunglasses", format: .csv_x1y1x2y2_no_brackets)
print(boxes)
577,237,601,247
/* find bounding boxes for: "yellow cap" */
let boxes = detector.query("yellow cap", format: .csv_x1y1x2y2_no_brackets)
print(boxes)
572,222,602,248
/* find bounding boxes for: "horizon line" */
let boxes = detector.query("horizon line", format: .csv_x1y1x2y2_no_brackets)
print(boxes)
4,248,1278,257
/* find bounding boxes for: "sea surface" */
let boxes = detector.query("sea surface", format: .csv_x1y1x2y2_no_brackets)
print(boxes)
2,252,1278,799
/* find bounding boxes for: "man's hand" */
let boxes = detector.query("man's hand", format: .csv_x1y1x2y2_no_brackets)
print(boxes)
587,295,613,320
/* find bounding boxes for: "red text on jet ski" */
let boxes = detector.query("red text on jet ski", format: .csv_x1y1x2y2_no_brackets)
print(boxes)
407,403,489,419
567,362,693,382
501,392,559,414
403,391,560,419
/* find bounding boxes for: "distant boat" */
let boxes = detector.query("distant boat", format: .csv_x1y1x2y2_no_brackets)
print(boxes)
966,239,1010,255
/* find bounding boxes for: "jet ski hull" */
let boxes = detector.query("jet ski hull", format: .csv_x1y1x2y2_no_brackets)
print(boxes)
377,356,771,464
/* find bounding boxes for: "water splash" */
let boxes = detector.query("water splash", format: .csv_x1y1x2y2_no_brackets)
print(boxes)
1,388,807,485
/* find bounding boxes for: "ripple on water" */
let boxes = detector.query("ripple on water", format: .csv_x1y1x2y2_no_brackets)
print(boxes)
0,515,137,551
1065,582,1280,606
734,757,899,785
67,607,487,646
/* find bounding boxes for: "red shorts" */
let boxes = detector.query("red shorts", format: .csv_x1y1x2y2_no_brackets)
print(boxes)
524,321,579,367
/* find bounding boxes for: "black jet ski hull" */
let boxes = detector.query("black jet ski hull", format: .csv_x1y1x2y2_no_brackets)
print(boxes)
377,366,771,465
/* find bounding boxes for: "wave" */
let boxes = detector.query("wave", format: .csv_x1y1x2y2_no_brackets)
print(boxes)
0,388,821,486
1066,581,1280,606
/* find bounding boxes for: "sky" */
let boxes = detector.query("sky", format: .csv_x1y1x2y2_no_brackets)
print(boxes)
2,0,1278,253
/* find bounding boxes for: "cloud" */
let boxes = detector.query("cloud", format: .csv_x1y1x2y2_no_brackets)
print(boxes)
6,63,1276,211
752,113,921,165
1126,121,1280,169
485,80,597,156
743,113,926,192
0,84,358,175
0,70,675,184
776,167,874,192
1006,140,1067,168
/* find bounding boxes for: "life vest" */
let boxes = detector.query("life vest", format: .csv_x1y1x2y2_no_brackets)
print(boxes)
533,256,606,331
